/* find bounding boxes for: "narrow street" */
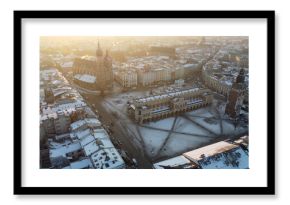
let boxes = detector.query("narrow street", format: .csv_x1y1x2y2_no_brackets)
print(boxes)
82,93,153,169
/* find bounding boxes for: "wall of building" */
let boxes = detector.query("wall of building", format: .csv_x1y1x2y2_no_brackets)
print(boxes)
114,70,138,88
202,67,231,96
128,88,213,124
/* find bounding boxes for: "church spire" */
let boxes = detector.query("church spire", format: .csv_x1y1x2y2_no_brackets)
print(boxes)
96,40,103,57
235,68,245,84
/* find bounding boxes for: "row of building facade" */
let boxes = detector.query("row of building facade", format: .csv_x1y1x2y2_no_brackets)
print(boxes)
114,69,138,88
201,67,232,96
114,65,185,88
128,88,213,124
61,41,209,90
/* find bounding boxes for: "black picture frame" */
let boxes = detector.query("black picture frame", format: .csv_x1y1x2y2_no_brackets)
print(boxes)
14,10,275,195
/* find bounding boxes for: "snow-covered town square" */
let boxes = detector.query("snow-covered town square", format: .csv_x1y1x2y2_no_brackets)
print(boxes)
40,36,249,169
100,90,248,162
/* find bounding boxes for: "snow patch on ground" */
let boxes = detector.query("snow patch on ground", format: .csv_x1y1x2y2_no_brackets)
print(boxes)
146,117,175,130
222,120,236,135
188,108,214,118
159,133,210,158
174,117,211,136
140,128,169,157
193,116,221,135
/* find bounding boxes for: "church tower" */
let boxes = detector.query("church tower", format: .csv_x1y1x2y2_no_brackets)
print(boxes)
225,68,246,119
96,41,103,59
95,41,113,92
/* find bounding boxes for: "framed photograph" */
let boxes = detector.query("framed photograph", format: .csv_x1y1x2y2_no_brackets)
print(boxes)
14,10,275,195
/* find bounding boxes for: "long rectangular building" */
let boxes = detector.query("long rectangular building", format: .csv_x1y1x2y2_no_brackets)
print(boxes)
128,88,213,124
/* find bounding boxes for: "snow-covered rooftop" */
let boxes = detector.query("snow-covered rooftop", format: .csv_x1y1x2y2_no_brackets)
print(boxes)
40,112,58,121
79,134,96,147
50,142,82,158
53,90,67,97
63,158,93,169
42,100,86,113
153,156,197,169
70,118,101,132
196,146,248,169
81,55,96,61
183,141,248,169
90,148,125,169
68,127,117,163
41,100,87,121
40,68,58,77
134,88,200,104
92,129,110,140
74,74,96,84
183,63,199,69
70,128,91,140
83,137,115,156
83,140,100,156
183,141,239,161
61,61,74,68
153,140,248,169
